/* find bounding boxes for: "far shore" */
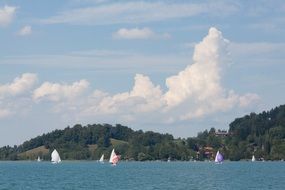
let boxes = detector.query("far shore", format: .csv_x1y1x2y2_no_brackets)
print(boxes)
0,159,284,162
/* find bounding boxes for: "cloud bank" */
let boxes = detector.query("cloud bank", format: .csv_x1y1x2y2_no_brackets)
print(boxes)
0,28,259,127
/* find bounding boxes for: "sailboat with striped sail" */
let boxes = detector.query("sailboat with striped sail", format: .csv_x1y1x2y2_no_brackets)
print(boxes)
109,149,119,166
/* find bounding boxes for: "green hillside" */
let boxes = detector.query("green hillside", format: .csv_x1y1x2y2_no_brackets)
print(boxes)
225,105,285,160
0,105,285,161
18,146,49,160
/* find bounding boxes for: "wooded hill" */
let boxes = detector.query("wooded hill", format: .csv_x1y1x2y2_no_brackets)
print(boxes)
0,104,284,161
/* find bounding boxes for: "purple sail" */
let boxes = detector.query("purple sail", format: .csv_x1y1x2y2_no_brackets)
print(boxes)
217,153,223,162
215,151,223,163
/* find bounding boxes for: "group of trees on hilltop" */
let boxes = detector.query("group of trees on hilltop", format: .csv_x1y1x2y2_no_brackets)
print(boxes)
225,105,285,160
0,105,284,161
0,124,189,161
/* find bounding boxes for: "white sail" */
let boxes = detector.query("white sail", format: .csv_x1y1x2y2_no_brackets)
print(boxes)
99,154,104,163
109,149,115,163
252,155,256,162
214,151,219,162
109,149,119,165
51,149,61,164
37,156,41,162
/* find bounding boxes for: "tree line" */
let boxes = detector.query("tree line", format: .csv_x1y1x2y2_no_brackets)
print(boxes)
0,105,284,161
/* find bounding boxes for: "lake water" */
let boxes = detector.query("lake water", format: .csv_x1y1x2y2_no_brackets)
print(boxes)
0,161,284,189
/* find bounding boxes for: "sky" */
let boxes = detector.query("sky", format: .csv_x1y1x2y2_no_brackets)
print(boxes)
0,0,285,146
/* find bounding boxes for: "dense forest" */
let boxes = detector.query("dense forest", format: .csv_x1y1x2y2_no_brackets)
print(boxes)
0,105,284,161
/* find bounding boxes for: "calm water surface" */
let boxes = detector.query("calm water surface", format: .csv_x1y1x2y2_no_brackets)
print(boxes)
0,161,284,189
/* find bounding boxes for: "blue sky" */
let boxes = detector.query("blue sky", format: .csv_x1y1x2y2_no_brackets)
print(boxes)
0,0,285,146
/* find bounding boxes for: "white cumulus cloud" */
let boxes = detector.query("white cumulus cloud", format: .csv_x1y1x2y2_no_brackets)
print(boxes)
0,73,37,119
164,27,259,120
0,73,38,98
81,74,164,117
113,27,154,39
165,27,229,107
18,25,32,36
0,5,16,27
6,27,259,126
33,80,90,102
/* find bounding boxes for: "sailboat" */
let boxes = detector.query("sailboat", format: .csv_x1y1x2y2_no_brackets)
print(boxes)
51,149,61,164
214,150,223,164
167,157,171,162
252,155,256,162
109,149,119,166
99,154,104,163
37,156,41,162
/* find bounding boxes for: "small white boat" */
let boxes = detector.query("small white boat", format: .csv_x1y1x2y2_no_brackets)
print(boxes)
252,155,256,162
99,154,104,163
37,156,41,162
109,149,119,166
51,149,61,164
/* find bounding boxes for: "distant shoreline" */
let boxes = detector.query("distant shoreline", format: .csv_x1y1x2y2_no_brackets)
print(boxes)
0,159,284,162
